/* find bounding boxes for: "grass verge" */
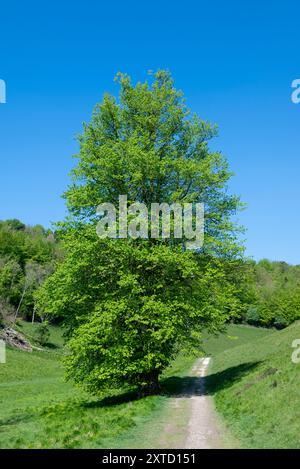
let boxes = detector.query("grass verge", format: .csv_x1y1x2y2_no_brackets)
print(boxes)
205,322,300,448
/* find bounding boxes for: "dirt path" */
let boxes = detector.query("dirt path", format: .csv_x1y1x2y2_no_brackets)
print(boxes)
184,357,224,449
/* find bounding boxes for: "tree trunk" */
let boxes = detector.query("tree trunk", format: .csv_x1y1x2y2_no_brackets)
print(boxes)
14,285,27,324
139,370,161,396
31,305,36,324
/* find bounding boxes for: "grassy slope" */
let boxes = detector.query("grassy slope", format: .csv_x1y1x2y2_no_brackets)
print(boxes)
2,321,298,448
202,324,272,356
0,322,195,448
206,322,300,448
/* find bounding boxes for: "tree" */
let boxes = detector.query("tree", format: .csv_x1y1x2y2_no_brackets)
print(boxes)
0,257,22,305
0,297,15,325
37,71,242,394
33,320,50,346
5,219,26,231
14,261,54,323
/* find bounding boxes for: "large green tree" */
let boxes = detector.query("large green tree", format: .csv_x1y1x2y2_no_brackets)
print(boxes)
37,71,243,394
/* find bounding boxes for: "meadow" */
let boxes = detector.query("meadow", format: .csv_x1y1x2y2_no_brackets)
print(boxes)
0,321,196,448
1,321,292,448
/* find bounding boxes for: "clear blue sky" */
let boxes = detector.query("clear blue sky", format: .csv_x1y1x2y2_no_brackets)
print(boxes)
1,0,299,263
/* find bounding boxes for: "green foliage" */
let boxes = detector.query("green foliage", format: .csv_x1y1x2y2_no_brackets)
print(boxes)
245,305,261,326
5,219,26,231
37,71,243,394
39,227,242,393
240,259,300,328
33,321,51,346
64,70,242,255
0,219,61,322
0,297,15,325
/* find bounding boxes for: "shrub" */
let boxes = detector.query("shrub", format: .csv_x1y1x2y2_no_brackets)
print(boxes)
34,321,50,346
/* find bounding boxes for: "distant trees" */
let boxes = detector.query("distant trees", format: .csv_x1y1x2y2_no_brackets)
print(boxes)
0,219,61,325
5,219,26,231
241,259,300,328
14,261,54,323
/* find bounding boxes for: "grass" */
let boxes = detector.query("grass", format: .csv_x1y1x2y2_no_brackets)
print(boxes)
205,322,300,448
202,323,273,356
0,321,196,448
2,320,299,448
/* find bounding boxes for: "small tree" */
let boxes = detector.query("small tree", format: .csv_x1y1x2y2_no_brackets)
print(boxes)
14,262,53,323
0,297,15,325
34,320,50,346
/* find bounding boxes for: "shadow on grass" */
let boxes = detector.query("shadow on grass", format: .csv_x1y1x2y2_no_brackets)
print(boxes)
205,361,262,395
44,342,60,349
0,412,35,428
160,361,261,398
0,361,262,428
83,361,262,408
82,389,140,409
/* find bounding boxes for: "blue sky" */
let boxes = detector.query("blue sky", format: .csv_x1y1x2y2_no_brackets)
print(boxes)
0,0,299,263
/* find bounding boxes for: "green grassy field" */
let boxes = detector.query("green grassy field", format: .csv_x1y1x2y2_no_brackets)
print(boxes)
1,321,299,448
206,322,300,448
0,322,196,448
202,323,272,356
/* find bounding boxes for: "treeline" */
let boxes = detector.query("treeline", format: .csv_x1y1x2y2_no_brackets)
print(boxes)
241,259,300,328
1,218,300,331
0,219,62,325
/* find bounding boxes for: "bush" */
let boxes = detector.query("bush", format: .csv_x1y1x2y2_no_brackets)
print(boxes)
34,321,50,346
273,315,289,329
245,305,261,326
0,296,15,324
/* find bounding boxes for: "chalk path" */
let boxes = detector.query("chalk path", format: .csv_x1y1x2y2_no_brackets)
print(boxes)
183,357,224,449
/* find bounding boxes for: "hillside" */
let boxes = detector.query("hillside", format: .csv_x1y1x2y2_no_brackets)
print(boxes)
0,322,279,448
2,321,300,448
207,321,300,448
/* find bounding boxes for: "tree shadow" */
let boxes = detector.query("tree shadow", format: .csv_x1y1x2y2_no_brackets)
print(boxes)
44,342,60,349
0,361,262,430
82,361,262,409
82,389,141,409
160,361,262,398
0,412,35,428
